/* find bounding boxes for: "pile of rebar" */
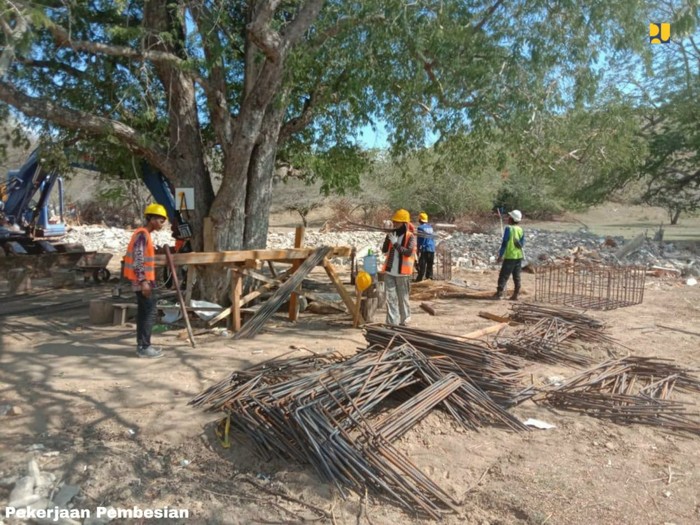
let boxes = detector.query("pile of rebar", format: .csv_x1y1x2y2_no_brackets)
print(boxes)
497,303,619,367
191,343,527,518
509,303,607,335
539,357,700,435
363,324,534,407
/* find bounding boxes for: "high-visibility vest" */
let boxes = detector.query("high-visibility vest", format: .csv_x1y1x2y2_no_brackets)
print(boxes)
504,225,524,260
123,228,156,282
382,231,416,275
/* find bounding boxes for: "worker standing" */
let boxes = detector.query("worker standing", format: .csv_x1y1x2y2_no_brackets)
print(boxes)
381,209,417,325
123,204,168,358
494,209,525,300
416,212,435,281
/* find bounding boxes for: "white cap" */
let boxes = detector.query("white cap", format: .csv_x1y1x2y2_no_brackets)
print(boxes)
508,210,522,222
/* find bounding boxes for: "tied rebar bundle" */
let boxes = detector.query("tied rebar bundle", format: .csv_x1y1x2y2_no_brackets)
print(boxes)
538,357,700,435
191,343,527,518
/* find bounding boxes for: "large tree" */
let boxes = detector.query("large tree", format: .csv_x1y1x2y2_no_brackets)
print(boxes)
0,0,652,255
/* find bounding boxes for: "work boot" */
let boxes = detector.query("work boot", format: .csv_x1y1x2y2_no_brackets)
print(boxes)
493,292,505,300
508,294,519,301
136,346,164,359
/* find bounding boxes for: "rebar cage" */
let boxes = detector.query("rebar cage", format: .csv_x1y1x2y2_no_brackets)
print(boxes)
534,261,646,310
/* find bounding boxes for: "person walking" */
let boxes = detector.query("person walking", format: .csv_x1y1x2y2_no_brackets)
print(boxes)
123,204,168,358
416,212,435,281
494,209,525,300
381,209,417,325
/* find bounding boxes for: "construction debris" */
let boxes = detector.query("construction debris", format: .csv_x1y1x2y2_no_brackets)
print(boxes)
538,357,700,435
191,340,527,518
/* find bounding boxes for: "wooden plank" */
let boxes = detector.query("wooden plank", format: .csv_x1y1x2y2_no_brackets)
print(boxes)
461,323,508,339
420,302,437,316
352,288,363,328
154,246,352,266
478,311,511,323
184,265,197,306
322,257,362,324
267,260,278,278
289,226,306,321
203,217,215,252
231,269,242,332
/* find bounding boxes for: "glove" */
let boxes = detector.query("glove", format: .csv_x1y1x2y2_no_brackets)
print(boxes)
388,233,399,245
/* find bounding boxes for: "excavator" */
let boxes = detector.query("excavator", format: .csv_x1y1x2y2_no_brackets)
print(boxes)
0,149,191,284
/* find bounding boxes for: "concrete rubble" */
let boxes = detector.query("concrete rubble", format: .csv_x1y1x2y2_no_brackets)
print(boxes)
62,225,699,274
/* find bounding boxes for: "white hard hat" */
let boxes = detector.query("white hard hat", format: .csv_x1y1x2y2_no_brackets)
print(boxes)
508,210,522,222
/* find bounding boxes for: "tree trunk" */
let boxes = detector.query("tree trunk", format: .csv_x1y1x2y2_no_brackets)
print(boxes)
670,208,681,225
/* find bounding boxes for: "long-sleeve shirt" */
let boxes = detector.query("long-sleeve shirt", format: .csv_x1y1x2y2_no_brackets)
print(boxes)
417,223,435,252
382,229,417,276
498,226,526,259
131,231,153,291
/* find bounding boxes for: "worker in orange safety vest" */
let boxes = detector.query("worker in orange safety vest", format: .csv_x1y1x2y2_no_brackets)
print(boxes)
123,203,168,358
381,208,417,326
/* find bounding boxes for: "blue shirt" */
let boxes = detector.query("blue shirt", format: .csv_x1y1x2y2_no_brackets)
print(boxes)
417,223,435,252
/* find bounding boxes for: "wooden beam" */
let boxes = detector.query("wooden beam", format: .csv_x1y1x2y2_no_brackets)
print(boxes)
154,246,352,266
184,265,197,306
478,311,511,323
289,226,306,322
203,217,215,252
461,323,508,339
231,269,242,332
322,257,363,324
164,246,195,348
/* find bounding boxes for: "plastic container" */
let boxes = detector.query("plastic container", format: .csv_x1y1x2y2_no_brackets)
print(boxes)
363,254,378,276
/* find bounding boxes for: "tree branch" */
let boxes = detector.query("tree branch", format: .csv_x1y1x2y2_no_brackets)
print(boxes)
281,0,325,50
16,57,88,79
0,81,175,175
279,90,320,143
474,0,505,32
247,0,283,62
48,24,189,69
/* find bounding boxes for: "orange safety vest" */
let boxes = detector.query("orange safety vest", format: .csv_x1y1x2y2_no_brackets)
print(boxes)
123,227,156,282
382,230,416,275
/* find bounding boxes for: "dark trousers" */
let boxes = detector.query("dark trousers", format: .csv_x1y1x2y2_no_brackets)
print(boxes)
497,259,522,296
136,289,158,349
416,251,435,281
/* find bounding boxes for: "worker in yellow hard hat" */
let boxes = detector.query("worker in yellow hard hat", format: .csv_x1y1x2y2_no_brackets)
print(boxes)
123,203,168,358
381,209,417,326
416,212,436,282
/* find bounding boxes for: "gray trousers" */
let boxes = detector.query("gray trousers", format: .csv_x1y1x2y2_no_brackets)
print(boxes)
384,274,411,325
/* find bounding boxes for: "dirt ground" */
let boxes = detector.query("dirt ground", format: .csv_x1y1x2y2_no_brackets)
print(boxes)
1,272,699,524
2,210,700,524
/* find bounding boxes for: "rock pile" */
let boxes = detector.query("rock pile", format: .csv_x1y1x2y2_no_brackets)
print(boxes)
62,225,699,274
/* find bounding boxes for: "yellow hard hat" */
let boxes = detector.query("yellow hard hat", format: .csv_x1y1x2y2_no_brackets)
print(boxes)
419,212,428,222
356,271,372,292
391,209,410,223
144,203,168,219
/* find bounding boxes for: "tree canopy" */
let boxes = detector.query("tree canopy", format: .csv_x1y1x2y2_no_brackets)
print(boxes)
0,0,664,250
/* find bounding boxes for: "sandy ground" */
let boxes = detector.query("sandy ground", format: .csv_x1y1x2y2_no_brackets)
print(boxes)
1,262,699,524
